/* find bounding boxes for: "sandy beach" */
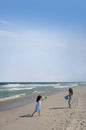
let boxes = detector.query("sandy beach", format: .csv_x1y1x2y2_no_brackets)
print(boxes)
0,86,86,130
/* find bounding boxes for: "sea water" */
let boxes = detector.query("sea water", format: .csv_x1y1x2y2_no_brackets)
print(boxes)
0,82,85,101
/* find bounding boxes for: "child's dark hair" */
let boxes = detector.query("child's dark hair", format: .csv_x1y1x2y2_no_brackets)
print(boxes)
69,88,73,95
36,95,42,102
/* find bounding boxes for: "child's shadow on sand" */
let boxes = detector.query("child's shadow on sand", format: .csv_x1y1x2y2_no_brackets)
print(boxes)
49,107,67,110
19,114,32,118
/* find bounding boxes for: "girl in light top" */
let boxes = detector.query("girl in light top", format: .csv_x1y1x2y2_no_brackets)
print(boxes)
32,95,42,116
68,88,73,108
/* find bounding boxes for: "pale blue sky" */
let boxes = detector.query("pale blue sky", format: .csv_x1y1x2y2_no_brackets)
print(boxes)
0,0,86,82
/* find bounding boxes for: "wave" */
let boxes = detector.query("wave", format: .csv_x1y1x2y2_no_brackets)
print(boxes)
8,87,34,91
1,83,60,87
53,83,79,89
71,83,78,87
33,91,39,93
0,83,79,91
1,84,31,88
0,93,26,101
0,82,80,101
0,87,34,92
0,83,52,89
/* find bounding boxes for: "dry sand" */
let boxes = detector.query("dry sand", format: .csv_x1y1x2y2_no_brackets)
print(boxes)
0,86,86,130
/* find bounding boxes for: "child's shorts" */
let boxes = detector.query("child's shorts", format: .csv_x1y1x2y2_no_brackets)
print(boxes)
68,97,72,105
35,104,41,111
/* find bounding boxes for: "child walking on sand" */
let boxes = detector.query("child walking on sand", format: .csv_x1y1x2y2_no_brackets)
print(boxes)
32,95,43,116
68,88,73,108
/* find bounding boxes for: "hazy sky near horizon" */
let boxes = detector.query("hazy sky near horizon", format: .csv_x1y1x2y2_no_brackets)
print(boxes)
0,0,86,82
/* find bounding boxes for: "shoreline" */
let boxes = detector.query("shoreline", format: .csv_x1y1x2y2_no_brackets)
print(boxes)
0,89,65,111
0,86,86,130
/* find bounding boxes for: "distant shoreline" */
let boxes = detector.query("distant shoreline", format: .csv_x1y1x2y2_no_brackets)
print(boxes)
0,86,82,111
1,86,86,130
0,89,63,111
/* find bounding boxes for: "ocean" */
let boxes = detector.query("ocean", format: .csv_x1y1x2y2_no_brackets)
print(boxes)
0,82,85,102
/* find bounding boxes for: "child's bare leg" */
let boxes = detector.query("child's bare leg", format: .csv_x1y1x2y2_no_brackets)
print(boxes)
69,104,71,108
38,110,40,116
32,110,37,116
68,98,71,109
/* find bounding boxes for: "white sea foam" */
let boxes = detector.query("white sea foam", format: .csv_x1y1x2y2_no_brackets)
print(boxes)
1,83,60,89
54,85,69,88
0,87,34,92
53,83,78,89
9,87,34,91
0,93,26,101
71,83,78,87
2,84,33,88
2,84,21,88
29,84,59,87
33,91,39,93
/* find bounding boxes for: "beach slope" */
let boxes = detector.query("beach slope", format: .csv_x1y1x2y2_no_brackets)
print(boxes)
0,86,86,130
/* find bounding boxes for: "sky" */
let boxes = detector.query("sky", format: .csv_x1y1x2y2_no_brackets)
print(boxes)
0,0,86,82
